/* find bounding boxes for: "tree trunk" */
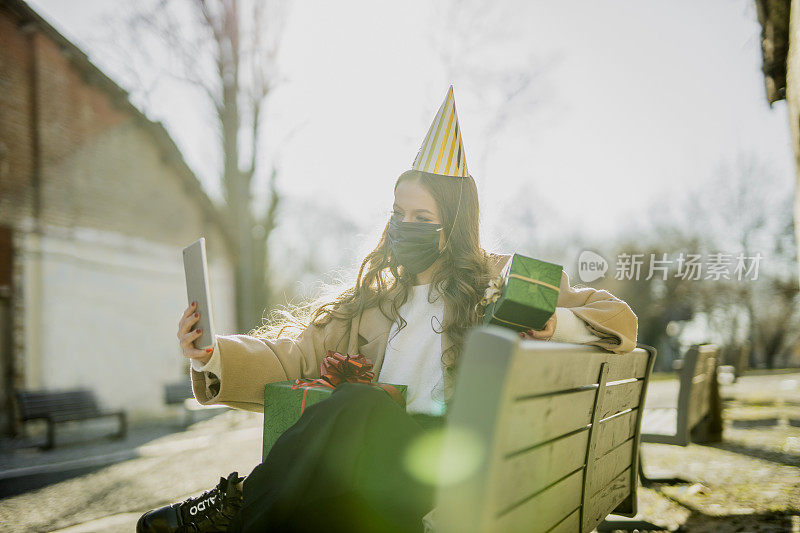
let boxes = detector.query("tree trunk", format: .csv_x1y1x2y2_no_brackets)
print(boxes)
219,69,256,333
206,0,281,333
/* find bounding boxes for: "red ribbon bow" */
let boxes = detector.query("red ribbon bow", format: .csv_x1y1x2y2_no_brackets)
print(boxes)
290,351,405,413
320,350,375,386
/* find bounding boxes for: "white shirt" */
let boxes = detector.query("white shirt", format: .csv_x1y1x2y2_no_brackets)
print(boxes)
378,283,448,416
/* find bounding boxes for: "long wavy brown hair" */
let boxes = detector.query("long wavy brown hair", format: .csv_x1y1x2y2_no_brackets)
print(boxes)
251,169,494,387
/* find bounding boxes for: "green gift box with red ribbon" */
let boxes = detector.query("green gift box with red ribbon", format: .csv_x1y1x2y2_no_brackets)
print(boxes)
262,351,407,460
481,253,563,333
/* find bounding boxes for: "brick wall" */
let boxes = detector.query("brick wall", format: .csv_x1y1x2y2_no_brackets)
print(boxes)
0,6,237,423
0,11,34,225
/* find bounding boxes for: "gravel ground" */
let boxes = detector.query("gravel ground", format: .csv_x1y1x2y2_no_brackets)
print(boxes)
613,376,800,533
632,425,800,531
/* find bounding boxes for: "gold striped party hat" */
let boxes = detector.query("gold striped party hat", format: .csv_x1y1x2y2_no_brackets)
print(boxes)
412,86,469,178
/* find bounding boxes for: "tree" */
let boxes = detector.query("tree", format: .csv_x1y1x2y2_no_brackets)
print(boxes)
430,0,556,179
691,156,799,368
633,154,800,369
571,154,800,370
107,0,288,332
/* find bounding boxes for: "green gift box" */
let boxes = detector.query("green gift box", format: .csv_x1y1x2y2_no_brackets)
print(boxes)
482,253,563,332
263,380,407,460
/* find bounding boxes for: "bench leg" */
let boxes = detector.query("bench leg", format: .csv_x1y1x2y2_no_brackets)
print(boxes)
640,471,694,485
115,413,127,440
44,419,55,450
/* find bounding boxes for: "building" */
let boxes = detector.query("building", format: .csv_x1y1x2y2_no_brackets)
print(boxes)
0,0,237,435
755,0,800,287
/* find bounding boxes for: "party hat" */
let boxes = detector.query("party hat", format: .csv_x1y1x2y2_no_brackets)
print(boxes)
412,86,469,178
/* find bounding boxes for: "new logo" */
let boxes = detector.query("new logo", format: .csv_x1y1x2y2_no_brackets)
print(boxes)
578,251,608,283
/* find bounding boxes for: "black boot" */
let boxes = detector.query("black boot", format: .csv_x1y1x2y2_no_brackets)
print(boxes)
137,471,244,533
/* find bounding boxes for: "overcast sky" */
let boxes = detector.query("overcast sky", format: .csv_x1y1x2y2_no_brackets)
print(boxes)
27,0,795,252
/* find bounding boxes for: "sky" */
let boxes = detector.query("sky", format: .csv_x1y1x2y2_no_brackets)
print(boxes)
26,0,795,255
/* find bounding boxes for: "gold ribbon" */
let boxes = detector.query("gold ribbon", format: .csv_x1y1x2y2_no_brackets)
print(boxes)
507,273,561,293
487,311,532,330
479,272,561,308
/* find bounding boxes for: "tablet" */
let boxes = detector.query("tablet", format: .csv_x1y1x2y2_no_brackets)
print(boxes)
182,237,216,350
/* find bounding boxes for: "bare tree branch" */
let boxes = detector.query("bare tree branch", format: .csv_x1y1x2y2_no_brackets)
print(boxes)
106,0,289,331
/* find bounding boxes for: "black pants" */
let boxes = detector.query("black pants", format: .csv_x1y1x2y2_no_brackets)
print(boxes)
229,382,446,533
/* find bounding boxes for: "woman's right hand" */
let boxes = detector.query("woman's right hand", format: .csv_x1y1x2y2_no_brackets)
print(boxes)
178,301,214,365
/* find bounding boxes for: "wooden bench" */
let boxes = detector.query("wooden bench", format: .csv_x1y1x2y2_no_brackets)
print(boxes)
164,380,227,426
17,389,127,449
432,326,657,533
641,343,721,447
638,343,721,485
164,381,194,407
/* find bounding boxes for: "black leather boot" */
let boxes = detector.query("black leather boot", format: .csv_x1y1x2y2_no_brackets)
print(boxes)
136,471,244,533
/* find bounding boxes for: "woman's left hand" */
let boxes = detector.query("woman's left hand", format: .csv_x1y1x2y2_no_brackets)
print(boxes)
519,313,557,341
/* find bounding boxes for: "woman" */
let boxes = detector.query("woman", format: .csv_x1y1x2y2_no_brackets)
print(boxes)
137,87,638,533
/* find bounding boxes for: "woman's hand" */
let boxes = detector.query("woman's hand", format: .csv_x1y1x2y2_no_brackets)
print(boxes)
519,313,557,341
178,301,214,365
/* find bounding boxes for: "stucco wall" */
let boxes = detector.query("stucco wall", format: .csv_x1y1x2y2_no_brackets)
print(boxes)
20,228,236,416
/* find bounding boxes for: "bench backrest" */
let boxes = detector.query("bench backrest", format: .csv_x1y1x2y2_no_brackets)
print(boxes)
435,326,656,533
675,344,718,444
164,381,193,405
17,389,100,420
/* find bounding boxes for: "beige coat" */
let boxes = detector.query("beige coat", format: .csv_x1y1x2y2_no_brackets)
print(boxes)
191,254,638,412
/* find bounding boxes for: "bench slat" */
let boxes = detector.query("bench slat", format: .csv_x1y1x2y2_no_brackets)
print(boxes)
28,410,99,418
500,389,595,453
493,468,583,533
23,399,97,407
491,430,588,515
25,398,97,405
599,380,644,420
687,386,710,429
584,467,632,532
686,349,716,429
692,346,717,378
22,402,97,410
19,390,94,399
588,437,635,496
594,409,637,456
499,381,642,458
49,411,123,423
506,346,650,398
549,508,580,533
22,407,101,420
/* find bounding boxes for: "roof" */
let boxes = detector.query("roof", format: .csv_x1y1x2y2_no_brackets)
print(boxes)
755,0,791,105
1,0,236,255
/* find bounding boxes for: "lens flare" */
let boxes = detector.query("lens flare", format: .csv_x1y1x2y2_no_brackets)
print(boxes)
403,425,485,486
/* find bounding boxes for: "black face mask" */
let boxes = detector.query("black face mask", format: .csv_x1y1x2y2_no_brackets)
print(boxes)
387,216,444,275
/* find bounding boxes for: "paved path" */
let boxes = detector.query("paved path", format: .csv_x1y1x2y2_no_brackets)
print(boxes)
48,513,142,532
1,410,262,533
645,371,800,407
